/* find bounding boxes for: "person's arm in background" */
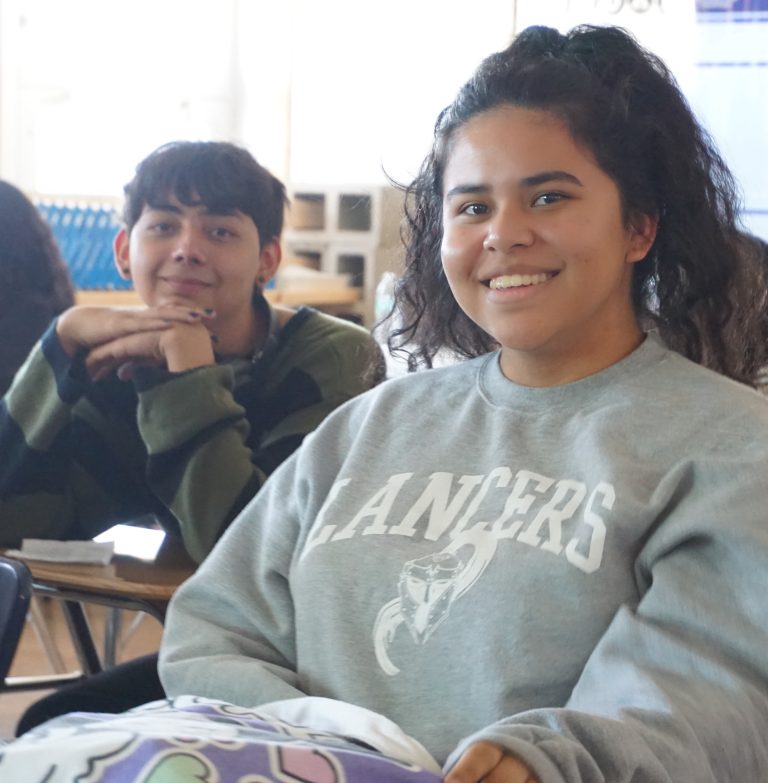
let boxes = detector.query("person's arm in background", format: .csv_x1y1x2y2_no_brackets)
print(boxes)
0,306,202,545
0,297,60,398
0,323,138,544
445,440,768,783
1,308,381,561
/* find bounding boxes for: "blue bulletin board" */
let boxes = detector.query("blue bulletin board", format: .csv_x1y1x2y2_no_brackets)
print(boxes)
693,0,768,239
37,202,131,291
696,1,768,15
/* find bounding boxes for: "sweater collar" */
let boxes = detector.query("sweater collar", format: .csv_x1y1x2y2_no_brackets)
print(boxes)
477,332,670,412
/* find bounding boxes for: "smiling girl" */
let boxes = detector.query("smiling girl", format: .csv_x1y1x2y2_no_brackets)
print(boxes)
158,26,768,783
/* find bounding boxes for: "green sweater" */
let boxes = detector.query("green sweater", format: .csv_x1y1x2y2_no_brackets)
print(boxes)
0,302,382,562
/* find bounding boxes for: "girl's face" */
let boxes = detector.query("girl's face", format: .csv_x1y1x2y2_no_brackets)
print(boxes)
441,105,656,387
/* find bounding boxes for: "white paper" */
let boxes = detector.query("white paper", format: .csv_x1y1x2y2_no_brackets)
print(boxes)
93,524,165,561
5,539,114,565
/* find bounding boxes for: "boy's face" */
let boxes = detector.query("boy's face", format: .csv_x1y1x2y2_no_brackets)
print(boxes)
114,193,280,325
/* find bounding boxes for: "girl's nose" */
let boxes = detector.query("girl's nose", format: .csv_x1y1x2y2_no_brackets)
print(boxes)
483,205,534,252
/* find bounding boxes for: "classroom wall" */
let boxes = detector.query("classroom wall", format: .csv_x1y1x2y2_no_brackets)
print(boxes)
1,0,763,240
0,0,516,196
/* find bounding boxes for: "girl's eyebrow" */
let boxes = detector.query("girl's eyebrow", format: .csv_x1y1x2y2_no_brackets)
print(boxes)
445,170,583,199
522,170,583,188
444,184,489,199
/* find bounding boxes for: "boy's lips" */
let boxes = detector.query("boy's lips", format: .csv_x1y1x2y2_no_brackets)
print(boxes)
161,276,213,287
160,276,214,293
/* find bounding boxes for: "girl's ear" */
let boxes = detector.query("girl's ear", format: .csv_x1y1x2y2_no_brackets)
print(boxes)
113,228,132,279
257,239,282,285
626,213,659,264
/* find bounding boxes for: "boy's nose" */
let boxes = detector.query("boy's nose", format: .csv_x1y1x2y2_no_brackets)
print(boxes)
173,227,205,265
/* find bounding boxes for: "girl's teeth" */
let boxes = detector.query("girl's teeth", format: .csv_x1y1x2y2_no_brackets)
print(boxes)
490,273,550,290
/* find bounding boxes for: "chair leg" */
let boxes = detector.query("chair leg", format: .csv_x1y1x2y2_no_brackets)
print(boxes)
103,607,122,668
27,597,66,674
61,601,102,676
118,611,149,650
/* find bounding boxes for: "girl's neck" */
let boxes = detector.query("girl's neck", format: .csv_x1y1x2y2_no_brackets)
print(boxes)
500,323,645,388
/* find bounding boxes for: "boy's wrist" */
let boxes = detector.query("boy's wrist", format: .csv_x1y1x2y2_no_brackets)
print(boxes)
161,328,216,372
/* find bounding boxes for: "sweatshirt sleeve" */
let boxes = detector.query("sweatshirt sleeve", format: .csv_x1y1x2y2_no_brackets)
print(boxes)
133,320,382,563
1,314,380,561
159,446,309,705
0,323,117,544
445,441,768,782
132,362,261,563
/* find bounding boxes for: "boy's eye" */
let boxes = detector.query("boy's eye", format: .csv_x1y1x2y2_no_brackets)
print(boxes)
210,227,236,240
149,221,174,234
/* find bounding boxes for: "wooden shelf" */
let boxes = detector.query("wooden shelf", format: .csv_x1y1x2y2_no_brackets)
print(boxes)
76,290,142,306
271,287,359,307
75,288,360,310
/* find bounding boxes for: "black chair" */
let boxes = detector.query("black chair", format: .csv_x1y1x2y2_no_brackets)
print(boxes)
0,555,32,683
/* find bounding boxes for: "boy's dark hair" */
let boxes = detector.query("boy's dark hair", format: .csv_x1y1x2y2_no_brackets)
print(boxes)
122,141,288,244
392,25,768,386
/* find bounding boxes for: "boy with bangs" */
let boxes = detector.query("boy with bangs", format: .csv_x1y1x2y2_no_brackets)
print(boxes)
0,140,383,729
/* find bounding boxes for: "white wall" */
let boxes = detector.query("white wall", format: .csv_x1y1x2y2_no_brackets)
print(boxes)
0,0,516,196
0,0,240,196
284,0,516,186
3,0,762,242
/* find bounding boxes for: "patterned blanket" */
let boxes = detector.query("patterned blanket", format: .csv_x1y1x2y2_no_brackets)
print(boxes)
0,696,444,783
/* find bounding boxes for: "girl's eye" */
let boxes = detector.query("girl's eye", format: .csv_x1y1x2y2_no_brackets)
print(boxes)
532,192,567,207
460,203,489,217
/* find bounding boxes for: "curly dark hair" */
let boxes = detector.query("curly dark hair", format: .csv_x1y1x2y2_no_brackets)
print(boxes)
122,141,288,244
0,180,74,312
391,25,768,386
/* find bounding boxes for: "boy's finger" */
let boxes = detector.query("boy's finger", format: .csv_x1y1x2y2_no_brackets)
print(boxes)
86,332,158,371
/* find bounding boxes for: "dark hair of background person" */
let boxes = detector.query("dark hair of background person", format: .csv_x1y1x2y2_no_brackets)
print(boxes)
0,180,75,396
122,140,289,245
390,24,768,387
747,232,768,376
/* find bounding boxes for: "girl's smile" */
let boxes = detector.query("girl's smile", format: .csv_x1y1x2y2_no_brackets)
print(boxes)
440,105,657,387
488,272,557,290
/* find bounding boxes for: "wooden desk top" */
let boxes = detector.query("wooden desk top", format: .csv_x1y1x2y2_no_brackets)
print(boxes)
1,537,196,604
75,287,360,309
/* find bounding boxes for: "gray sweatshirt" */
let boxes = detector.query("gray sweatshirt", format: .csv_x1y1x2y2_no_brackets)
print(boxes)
160,334,768,782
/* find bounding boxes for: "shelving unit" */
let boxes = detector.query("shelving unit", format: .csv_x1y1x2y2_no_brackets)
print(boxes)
283,185,406,326
74,288,359,313
35,197,126,292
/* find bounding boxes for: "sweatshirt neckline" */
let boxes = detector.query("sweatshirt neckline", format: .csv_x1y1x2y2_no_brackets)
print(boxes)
478,332,668,411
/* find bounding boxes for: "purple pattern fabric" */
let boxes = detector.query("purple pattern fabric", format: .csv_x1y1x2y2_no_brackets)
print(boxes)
0,698,443,783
